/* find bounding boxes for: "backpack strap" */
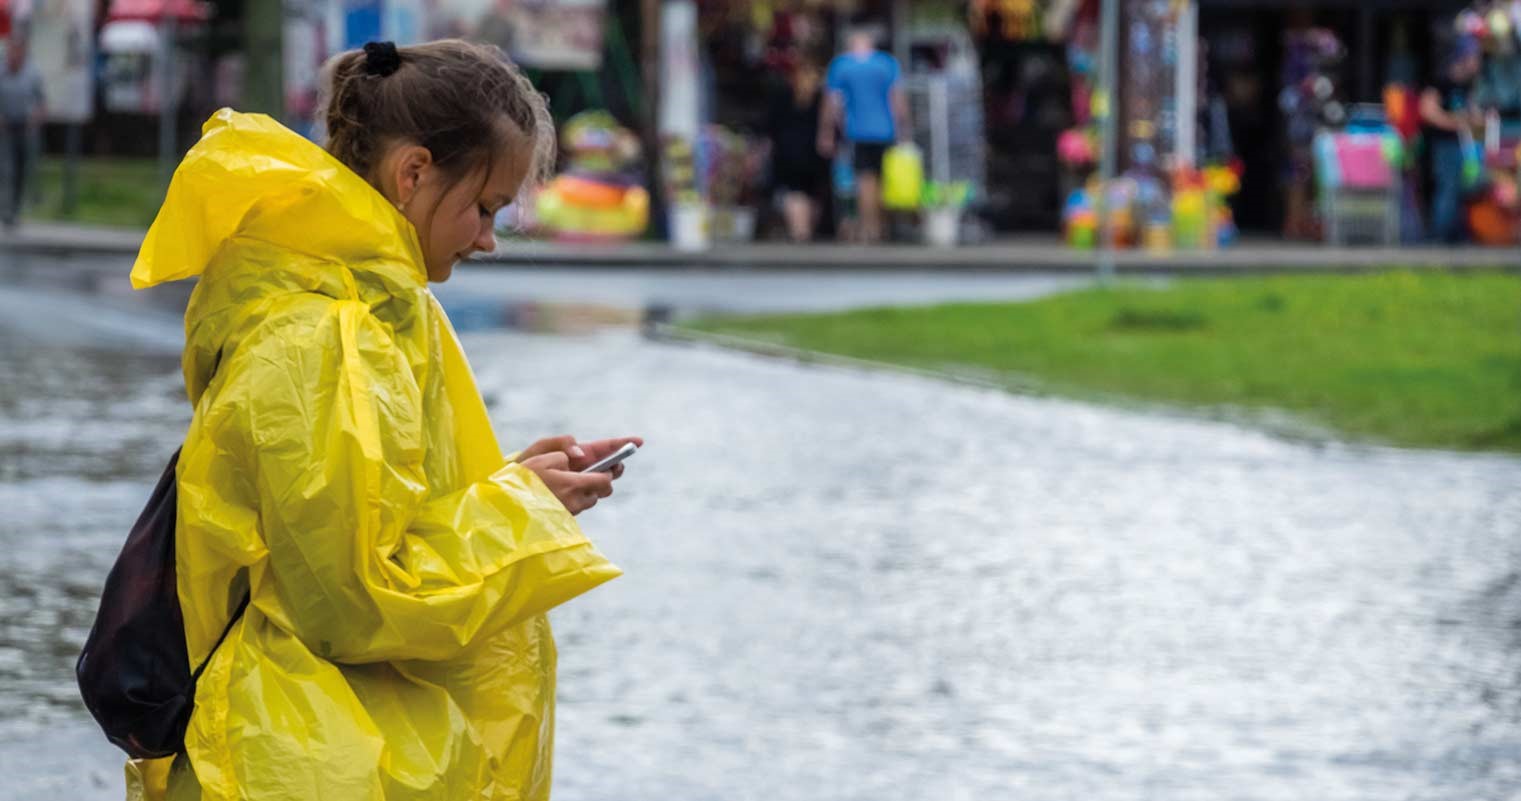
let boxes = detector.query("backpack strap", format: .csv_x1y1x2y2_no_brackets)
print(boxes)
190,592,250,684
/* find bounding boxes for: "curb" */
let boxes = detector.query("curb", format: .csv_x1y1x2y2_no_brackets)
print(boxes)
3,227,1518,275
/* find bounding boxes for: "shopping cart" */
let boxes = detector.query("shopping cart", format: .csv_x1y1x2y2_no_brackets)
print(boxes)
1314,113,1402,246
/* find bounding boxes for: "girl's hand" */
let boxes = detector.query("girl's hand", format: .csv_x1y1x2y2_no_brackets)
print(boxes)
520,452,614,515
515,435,645,478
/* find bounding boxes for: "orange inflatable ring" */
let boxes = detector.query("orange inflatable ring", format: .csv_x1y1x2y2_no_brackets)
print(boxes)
553,175,626,209
1469,200,1520,246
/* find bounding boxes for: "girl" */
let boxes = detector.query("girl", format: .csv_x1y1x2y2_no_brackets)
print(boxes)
126,40,638,800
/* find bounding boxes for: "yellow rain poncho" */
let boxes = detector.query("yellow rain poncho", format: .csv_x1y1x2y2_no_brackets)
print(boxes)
126,110,621,801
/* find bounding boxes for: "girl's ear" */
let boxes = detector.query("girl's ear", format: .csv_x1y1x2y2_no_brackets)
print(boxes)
391,145,434,209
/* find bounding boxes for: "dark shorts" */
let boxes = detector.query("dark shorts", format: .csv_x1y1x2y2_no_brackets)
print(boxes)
775,160,826,195
852,141,889,175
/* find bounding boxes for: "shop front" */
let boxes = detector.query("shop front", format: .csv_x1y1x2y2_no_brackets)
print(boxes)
1198,0,1467,238
1044,0,1512,251
672,0,991,244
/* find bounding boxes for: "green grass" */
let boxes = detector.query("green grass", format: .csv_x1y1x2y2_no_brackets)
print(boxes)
26,157,164,228
688,272,1521,452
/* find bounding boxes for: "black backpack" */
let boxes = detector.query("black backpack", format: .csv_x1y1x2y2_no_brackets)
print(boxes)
75,449,248,759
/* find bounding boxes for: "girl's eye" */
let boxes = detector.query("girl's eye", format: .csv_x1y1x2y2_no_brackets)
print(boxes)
478,204,493,218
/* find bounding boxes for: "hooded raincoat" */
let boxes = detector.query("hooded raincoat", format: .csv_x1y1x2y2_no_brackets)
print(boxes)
125,110,621,801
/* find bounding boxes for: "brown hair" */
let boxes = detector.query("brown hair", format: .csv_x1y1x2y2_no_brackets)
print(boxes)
320,39,555,196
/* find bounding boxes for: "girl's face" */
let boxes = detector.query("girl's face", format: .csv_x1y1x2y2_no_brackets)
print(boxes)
389,136,532,282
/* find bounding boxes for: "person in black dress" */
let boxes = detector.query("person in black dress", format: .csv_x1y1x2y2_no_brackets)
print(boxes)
769,61,829,241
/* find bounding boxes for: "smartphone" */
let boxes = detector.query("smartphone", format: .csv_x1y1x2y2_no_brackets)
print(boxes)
580,442,638,474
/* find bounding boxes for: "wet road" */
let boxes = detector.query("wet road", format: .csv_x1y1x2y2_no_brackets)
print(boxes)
2,260,1520,800
1,251,1092,317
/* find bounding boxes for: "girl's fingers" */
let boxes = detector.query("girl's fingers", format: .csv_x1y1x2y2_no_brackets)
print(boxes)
525,435,583,462
522,452,570,472
573,486,604,514
577,473,614,498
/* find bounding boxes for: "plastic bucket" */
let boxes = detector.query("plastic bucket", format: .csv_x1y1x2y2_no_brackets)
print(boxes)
669,204,709,251
924,208,959,247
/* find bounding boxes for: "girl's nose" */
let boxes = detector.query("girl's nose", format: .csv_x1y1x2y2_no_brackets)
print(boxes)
474,218,497,255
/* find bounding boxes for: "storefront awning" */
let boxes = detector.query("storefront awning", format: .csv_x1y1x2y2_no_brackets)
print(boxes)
100,19,159,53
106,0,212,23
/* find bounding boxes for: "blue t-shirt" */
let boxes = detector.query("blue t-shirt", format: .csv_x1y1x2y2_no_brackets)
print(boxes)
826,51,900,144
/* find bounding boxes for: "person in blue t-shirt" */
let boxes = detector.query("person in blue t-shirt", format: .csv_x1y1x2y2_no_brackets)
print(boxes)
1420,35,1482,244
819,25,908,243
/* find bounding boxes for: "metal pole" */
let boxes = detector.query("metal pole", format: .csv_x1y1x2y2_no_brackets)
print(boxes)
931,78,949,185
640,0,661,233
1176,1,1197,170
62,123,80,215
158,16,177,188
892,0,911,66
244,0,285,118
1097,0,1120,283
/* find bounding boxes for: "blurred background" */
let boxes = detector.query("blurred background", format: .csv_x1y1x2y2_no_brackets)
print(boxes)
5,0,1521,248
2,1,1521,800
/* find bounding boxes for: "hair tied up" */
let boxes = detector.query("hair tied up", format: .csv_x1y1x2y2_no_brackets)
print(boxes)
363,41,402,77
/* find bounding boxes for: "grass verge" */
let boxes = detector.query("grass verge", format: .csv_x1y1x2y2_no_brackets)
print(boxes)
686,271,1521,453
25,157,164,228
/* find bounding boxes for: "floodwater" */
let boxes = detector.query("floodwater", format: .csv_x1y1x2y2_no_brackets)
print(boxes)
2,263,1520,800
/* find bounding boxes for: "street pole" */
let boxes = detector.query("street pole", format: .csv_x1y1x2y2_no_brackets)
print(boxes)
158,15,177,188
1176,1,1197,170
62,123,80,216
658,0,705,251
640,0,661,236
1097,0,1120,284
892,0,910,66
243,0,284,119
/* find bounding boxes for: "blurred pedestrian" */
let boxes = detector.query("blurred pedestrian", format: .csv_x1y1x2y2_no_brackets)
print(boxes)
0,40,44,228
123,40,635,800
819,24,907,243
474,0,517,54
769,60,828,241
1421,35,1483,244
1278,18,1342,240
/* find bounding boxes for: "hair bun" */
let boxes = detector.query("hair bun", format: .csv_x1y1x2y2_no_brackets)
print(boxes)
363,41,402,77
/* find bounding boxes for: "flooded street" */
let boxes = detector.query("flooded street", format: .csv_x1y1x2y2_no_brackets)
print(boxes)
2,262,1520,800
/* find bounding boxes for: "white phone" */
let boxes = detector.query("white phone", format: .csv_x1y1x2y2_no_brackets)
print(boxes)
580,442,638,474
